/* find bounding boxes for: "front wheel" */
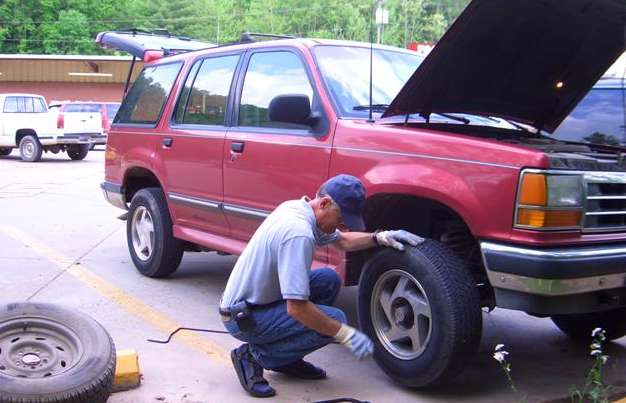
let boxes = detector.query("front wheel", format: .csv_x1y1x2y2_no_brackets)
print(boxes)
67,144,89,160
551,308,626,342
19,135,42,162
358,240,482,388
127,187,183,277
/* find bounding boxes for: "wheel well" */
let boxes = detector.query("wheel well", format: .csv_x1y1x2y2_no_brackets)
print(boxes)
346,193,493,307
15,129,37,147
123,168,162,203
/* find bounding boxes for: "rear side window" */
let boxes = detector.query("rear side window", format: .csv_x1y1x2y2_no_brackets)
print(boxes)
238,51,314,130
33,98,47,113
3,97,18,113
175,55,239,126
552,87,626,145
65,104,100,113
116,62,182,125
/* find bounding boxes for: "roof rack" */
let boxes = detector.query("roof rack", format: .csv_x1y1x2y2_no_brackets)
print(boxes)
217,32,296,48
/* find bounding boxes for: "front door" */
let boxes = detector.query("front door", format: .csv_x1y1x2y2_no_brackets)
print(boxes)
223,48,335,245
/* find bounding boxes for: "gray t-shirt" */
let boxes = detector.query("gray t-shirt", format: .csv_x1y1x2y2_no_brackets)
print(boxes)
220,197,339,308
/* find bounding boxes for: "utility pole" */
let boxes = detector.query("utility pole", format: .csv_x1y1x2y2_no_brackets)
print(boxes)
375,0,389,44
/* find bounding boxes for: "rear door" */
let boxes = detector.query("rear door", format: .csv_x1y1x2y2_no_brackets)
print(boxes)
222,48,334,242
159,52,242,236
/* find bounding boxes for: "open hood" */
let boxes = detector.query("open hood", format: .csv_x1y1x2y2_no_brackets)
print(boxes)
382,0,626,133
96,30,215,61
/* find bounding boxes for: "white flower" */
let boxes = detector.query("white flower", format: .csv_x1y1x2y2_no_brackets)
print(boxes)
590,343,602,350
591,349,602,357
591,328,605,338
601,355,609,364
495,344,505,351
493,351,509,363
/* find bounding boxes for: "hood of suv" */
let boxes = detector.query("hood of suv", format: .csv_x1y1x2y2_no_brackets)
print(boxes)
382,0,626,133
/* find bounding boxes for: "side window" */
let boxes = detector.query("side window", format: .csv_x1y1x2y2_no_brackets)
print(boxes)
17,97,26,113
116,62,182,125
182,55,239,126
552,87,625,145
33,98,46,113
173,61,202,123
3,97,18,113
23,97,34,113
238,51,314,130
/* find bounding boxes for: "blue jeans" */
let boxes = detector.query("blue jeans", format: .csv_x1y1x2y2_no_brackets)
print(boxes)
223,268,346,369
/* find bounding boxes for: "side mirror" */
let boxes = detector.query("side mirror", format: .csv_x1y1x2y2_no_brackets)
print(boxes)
268,94,317,126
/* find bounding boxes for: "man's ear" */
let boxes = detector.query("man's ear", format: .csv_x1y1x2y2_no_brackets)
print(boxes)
319,196,332,209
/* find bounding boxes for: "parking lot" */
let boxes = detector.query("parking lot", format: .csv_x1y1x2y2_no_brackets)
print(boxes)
1,149,626,403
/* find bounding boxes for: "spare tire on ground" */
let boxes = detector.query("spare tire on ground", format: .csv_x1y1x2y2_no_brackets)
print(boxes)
0,302,116,403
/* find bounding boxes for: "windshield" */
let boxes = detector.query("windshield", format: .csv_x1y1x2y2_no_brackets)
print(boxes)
313,45,423,118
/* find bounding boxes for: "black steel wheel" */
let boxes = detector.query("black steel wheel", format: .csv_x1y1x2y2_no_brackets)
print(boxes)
67,144,89,160
0,302,115,403
127,187,184,277
18,136,42,162
358,240,482,388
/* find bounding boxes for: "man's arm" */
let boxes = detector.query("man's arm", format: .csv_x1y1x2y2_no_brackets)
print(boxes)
286,299,341,336
335,230,425,252
334,231,376,252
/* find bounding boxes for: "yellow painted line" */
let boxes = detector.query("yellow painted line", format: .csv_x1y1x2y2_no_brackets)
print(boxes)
0,225,230,365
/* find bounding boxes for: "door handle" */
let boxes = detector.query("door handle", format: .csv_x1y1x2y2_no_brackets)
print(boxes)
230,141,245,153
163,137,173,147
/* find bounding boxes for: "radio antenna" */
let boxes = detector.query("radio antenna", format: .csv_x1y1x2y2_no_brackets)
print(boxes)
367,2,375,123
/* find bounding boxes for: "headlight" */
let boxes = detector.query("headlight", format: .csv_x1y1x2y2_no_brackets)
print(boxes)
515,171,583,230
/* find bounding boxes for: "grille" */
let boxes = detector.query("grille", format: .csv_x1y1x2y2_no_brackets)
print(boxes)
584,173,626,232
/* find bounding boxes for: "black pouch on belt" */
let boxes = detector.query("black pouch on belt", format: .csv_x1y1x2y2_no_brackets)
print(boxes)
230,301,257,332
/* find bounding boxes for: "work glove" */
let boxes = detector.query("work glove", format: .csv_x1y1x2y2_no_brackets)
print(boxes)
334,323,374,360
375,230,424,251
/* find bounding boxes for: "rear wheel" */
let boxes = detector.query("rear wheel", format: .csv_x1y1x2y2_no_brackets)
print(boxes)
19,136,42,162
0,302,115,403
67,144,89,160
358,240,482,388
551,308,626,342
127,187,184,277
0,148,12,156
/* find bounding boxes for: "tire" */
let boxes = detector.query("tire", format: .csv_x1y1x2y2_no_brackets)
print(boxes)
67,144,89,160
127,187,184,277
551,308,626,342
358,240,482,388
18,135,42,162
0,148,11,156
0,302,115,403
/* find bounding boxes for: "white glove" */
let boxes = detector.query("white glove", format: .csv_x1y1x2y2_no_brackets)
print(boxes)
375,230,424,251
334,323,374,360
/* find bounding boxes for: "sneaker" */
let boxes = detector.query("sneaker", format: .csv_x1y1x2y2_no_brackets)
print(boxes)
230,344,276,398
272,359,327,380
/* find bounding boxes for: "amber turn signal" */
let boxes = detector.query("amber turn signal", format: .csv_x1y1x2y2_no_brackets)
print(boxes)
517,208,582,228
519,173,547,206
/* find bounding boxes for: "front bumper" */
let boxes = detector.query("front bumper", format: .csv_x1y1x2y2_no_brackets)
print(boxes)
481,241,626,314
101,181,126,210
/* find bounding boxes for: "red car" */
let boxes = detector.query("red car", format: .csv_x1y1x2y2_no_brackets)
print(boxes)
99,0,626,387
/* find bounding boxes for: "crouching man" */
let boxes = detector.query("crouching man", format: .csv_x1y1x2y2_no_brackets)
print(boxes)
220,174,423,397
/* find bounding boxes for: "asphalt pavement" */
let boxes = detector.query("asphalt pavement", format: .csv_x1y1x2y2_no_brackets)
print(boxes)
1,149,625,403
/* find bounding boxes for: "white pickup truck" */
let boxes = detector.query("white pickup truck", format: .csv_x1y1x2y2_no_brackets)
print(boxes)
0,93,94,162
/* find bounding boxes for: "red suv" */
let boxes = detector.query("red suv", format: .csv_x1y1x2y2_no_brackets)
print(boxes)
100,0,626,388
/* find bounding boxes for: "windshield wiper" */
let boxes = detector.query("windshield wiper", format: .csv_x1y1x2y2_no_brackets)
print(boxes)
353,104,389,112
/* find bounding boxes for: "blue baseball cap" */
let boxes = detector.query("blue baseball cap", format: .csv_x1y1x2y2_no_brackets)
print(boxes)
322,174,366,231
